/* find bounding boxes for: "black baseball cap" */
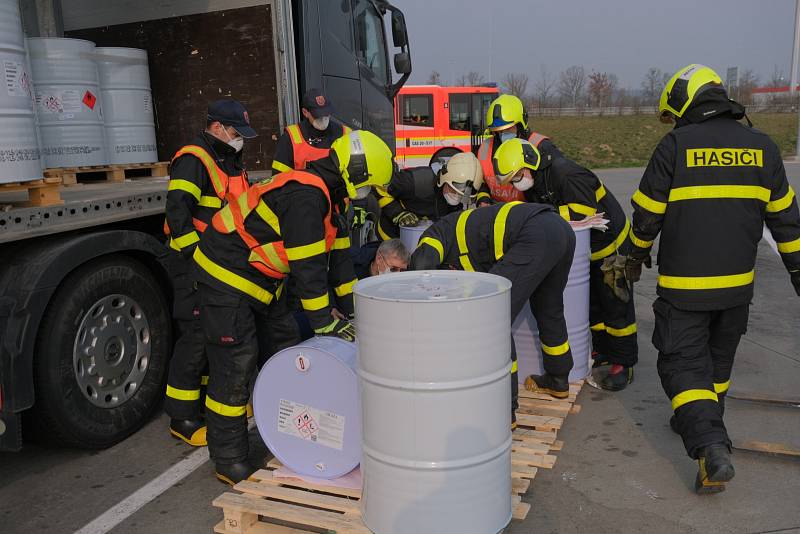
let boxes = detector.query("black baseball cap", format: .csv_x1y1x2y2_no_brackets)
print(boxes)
302,88,334,118
207,99,257,138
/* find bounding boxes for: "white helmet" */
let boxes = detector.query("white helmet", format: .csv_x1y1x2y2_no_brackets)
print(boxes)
437,152,484,196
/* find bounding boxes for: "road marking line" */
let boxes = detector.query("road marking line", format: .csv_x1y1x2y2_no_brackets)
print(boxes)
75,420,255,534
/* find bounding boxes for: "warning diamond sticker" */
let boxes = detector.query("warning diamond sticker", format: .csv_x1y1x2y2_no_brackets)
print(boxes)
278,399,345,450
82,90,97,109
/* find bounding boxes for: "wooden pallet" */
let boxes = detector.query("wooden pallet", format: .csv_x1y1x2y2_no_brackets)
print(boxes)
0,177,64,206
212,382,582,533
43,161,169,185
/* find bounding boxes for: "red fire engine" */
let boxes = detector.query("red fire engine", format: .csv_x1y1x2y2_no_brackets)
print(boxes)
394,84,500,168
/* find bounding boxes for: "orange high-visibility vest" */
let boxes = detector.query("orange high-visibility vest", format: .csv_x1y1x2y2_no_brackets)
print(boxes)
477,132,552,203
286,123,351,170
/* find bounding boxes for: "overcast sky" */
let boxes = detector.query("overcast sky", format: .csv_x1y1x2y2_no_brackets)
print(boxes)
398,0,795,90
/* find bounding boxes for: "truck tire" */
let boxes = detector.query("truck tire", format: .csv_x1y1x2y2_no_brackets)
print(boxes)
30,255,171,448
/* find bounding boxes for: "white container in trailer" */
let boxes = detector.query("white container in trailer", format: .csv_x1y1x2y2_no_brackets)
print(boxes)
356,271,513,534
514,225,592,382
94,47,158,164
0,0,42,183
252,336,361,479
398,219,432,252
27,37,107,167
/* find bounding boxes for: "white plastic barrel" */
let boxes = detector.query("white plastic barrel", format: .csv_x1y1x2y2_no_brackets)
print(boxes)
515,226,591,382
399,219,432,252
95,47,157,164
252,336,361,479
27,38,107,168
356,271,513,534
0,0,42,183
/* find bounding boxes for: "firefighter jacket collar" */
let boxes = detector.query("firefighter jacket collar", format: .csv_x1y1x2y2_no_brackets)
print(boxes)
676,88,746,127
201,131,244,171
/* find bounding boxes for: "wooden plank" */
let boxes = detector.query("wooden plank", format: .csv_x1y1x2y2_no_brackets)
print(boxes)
512,451,557,469
512,477,530,495
213,493,371,534
214,519,318,534
518,388,577,403
513,501,531,521
515,413,563,432
733,440,800,457
569,404,582,414
26,184,63,206
551,440,564,451
518,397,572,412
512,442,551,455
517,404,571,419
252,470,362,500
233,481,361,515
511,464,538,479
513,429,558,445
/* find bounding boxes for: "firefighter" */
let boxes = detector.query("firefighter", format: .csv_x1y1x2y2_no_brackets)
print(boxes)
493,138,638,391
163,99,254,447
411,201,577,425
271,88,350,173
376,152,484,239
475,94,562,205
626,64,800,494
351,238,410,279
193,130,393,484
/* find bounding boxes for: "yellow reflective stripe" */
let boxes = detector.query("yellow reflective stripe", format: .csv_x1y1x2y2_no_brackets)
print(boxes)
476,191,491,201
541,341,570,356
377,195,395,208
255,201,281,235
166,385,200,401
249,244,289,274
271,160,293,173
205,396,247,417
632,189,667,214
287,124,304,145
172,231,200,250
198,195,223,208
591,219,631,261
605,323,637,337
595,183,607,202
671,389,718,411
713,380,731,394
777,237,800,254
567,203,597,217
334,279,356,297
301,292,330,311
180,147,226,195
658,270,754,290
285,239,327,261
456,210,475,271
168,179,201,201
590,322,606,332
767,186,796,213
494,202,520,260
629,228,654,249
377,221,392,241
200,375,209,386
193,248,275,304
333,237,351,250
668,185,771,203
218,206,237,232
558,205,570,221
510,360,518,373
418,237,444,262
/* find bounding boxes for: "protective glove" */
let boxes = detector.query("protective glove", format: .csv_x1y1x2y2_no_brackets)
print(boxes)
791,270,800,297
624,255,651,284
392,210,419,227
315,318,356,342
600,255,630,303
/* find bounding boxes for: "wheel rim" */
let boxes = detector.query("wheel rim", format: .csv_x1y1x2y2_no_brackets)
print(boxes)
73,294,151,408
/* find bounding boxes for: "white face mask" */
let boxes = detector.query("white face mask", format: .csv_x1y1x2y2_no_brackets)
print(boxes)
443,189,463,206
498,129,517,143
312,116,330,131
222,127,244,152
513,175,534,192
354,186,371,200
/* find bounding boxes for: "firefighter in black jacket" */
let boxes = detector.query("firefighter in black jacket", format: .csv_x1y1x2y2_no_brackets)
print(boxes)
411,201,576,425
493,138,638,391
626,64,800,494
193,130,394,484
376,152,484,239
163,99,253,447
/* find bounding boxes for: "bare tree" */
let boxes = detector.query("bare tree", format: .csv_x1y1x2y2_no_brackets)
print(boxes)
769,66,786,87
533,65,556,109
456,71,486,86
736,69,759,104
426,70,442,85
502,72,529,98
588,71,617,107
558,65,586,108
641,67,666,104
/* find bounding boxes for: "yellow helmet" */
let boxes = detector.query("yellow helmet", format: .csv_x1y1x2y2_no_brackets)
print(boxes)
437,151,484,195
492,138,541,185
485,94,528,132
659,64,724,121
330,130,394,199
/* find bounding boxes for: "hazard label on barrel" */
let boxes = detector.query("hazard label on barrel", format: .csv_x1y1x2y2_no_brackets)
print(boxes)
277,398,345,450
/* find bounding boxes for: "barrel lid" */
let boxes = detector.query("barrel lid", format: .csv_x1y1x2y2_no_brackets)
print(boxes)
354,270,511,303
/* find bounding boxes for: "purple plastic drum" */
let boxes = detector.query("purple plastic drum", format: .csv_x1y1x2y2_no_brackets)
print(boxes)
253,336,360,479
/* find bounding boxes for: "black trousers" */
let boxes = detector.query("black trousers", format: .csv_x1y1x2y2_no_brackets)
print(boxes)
491,212,576,415
589,260,638,367
165,253,208,421
652,297,748,458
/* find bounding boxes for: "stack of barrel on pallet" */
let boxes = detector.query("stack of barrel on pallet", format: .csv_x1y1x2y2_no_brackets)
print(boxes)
0,0,163,205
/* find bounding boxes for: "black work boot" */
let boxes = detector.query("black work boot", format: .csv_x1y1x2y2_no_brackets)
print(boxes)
599,365,633,391
169,418,207,447
524,373,569,399
695,444,735,495
215,461,257,486
591,351,610,368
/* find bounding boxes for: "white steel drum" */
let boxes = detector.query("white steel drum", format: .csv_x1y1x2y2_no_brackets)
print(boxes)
95,47,157,164
27,38,107,167
399,219,432,251
356,271,513,534
0,0,42,183
514,225,592,382
253,336,360,479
